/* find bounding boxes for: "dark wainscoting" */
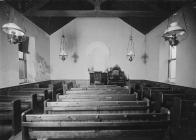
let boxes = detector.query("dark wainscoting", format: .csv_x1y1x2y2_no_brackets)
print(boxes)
0,79,195,95
0,80,52,95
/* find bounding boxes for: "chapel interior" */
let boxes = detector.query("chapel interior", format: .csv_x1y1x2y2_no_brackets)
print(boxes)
0,0,196,140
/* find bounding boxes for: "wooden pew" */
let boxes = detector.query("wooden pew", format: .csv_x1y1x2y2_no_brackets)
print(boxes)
0,94,37,111
133,86,171,100
46,100,148,107
8,87,51,100
21,84,171,140
66,88,130,94
172,97,196,126
22,109,170,140
147,91,196,112
56,93,137,101
7,87,51,112
143,88,173,100
171,97,196,140
0,99,21,137
44,99,149,114
70,86,120,91
88,84,121,88
18,87,51,91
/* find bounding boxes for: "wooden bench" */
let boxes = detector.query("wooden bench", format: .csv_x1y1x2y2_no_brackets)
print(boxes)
146,92,196,112
0,94,38,111
7,88,51,112
71,86,125,90
66,88,130,94
172,97,196,125
45,100,148,107
21,84,171,140
171,97,196,140
22,109,170,140
8,87,51,100
44,100,149,114
56,93,137,101
133,86,172,100
143,89,173,99
88,85,120,88
0,99,21,137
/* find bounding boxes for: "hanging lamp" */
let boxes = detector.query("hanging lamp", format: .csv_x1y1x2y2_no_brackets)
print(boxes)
126,33,135,62
59,35,68,61
141,36,148,64
2,7,25,44
162,12,187,46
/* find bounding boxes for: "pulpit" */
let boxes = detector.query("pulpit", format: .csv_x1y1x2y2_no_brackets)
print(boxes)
107,65,126,86
90,72,107,85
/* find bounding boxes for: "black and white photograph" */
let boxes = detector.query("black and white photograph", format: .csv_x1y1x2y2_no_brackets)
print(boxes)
0,0,196,140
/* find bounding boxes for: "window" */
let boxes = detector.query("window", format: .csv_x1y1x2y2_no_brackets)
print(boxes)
168,45,176,82
18,37,29,83
19,51,27,83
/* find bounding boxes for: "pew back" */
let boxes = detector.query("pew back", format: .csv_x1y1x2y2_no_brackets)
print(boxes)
66,89,130,94
22,109,170,140
57,93,137,101
44,99,149,114
0,100,21,135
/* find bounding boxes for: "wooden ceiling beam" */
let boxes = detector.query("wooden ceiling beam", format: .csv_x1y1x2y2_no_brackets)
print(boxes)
25,10,166,17
138,0,168,14
24,0,50,14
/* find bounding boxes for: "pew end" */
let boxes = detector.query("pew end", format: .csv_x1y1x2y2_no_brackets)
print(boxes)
12,99,21,135
21,108,33,140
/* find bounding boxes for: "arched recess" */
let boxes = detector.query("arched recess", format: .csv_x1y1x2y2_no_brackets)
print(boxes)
86,41,110,72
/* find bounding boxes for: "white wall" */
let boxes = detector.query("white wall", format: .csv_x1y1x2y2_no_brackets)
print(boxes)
50,18,146,80
146,6,196,88
0,4,50,88
1,4,196,88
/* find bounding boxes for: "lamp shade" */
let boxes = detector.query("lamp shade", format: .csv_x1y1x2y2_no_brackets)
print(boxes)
163,22,185,38
59,50,68,61
2,22,25,36
127,50,135,62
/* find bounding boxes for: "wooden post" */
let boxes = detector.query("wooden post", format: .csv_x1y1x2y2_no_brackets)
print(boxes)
44,90,49,100
21,109,31,140
171,97,182,140
172,97,181,127
48,84,54,100
31,94,37,112
63,83,68,94
56,93,60,101
44,99,50,114
12,99,21,135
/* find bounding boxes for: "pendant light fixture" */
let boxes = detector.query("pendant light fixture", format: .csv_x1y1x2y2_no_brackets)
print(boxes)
2,6,25,44
126,27,135,62
141,36,148,64
59,34,68,61
162,12,187,46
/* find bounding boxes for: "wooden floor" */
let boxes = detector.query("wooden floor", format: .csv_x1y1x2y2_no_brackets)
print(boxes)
9,132,169,140
9,132,22,140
